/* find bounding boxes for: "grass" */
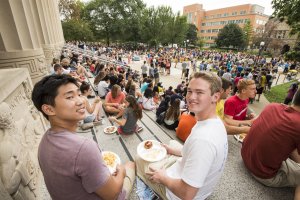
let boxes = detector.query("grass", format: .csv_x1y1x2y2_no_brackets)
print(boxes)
264,80,298,103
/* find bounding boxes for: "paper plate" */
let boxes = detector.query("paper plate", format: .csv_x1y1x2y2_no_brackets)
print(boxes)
104,126,117,134
137,140,167,162
102,151,121,174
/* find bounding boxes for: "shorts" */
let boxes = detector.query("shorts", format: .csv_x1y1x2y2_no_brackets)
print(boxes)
83,114,96,123
256,87,264,94
252,158,300,187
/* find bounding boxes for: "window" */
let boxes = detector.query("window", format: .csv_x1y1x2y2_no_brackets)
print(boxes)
200,30,205,33
202,23,206,26
223,13,228,17
232,12,237,16
240,10,246,15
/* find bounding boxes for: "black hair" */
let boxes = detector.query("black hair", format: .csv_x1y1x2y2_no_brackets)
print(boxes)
144,88,153,98
31,74,78,120
103,75,110,82
293,88,300,106
79,81,90,93
221,78,232,90
53,64,62,72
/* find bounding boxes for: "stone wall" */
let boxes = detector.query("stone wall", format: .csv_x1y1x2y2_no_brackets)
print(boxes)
0,68,47,200
0,0,64,199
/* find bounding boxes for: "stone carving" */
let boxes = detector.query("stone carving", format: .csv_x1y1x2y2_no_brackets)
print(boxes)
0,53,48,84
0,102,41,200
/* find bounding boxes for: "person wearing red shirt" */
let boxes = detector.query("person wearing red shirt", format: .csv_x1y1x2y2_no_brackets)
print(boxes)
224,79,256,123
241,88,300,199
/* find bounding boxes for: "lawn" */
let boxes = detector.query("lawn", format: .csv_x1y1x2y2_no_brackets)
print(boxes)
264,80,298,103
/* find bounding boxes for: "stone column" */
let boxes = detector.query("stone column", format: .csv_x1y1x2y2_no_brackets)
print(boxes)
0,0,49,84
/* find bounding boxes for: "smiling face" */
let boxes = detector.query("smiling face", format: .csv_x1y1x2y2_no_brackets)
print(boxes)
186,78,220,120
43,83,86,124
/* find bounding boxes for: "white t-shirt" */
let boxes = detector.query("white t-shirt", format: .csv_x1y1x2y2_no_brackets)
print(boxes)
97,81,109,97
166,118,228,200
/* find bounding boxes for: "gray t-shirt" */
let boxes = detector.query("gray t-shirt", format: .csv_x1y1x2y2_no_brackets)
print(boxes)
121,107,138,134
38,129,126,200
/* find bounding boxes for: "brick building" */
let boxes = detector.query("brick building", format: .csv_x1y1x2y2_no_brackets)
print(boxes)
183,4,269,47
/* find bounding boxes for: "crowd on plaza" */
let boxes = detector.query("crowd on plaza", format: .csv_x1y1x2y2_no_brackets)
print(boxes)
32,42,300,199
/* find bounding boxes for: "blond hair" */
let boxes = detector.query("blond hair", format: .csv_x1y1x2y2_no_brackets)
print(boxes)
190,72,222,94
237,79,255,92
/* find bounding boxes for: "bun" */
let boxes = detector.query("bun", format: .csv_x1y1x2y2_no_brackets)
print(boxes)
144,141,153,149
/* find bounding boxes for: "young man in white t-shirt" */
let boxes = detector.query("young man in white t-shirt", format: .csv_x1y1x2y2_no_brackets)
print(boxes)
136,72,228,199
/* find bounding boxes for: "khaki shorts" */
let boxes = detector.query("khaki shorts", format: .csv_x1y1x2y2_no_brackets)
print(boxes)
253,158,300,187
123,167,136,199
136,140,183,200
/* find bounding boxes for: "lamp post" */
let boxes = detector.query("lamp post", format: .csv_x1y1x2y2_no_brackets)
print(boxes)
183,39,190,49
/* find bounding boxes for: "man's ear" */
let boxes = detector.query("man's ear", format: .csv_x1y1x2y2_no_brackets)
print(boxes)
212,92,221,104
41,104,56,117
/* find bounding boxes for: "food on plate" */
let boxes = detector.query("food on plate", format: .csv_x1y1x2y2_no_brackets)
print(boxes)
144,141,153,149
105,126,116,133
103,152,116,167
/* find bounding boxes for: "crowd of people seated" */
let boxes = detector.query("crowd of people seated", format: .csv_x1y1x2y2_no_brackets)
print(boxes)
39,42,300,199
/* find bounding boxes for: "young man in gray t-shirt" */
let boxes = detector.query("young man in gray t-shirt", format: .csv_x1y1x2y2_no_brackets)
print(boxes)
32,74,135,200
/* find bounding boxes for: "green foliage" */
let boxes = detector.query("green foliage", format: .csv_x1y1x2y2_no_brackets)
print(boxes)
272,0,300,35
84,0,145,45
140,6,188,48
265,80,298,103
284,39,300,61
62,19,94,41
215,24,246,49
59,0,190,46
196,37,204,48
243,21,253,47
186,24,198,46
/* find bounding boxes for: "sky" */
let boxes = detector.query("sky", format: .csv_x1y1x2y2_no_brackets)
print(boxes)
142,0,274,16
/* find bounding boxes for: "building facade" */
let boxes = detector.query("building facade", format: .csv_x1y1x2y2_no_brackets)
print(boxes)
183,4,269,47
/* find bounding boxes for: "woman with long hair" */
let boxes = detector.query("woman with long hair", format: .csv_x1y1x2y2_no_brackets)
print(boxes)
109,95,143,134
163,98,181,130
104,84,125,118
80,82,102,124
142,88,157,110
128,84,142,100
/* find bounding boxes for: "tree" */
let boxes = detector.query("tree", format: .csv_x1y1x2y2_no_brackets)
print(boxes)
252,19,281,49
186,24,198,46
167,13,188,46
196,37,204,48
272,0,300,35
62,19,94,41
243,20,253,48
84,0,145,46
215,23,246,49
59,0,84,20
285,39,300,61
